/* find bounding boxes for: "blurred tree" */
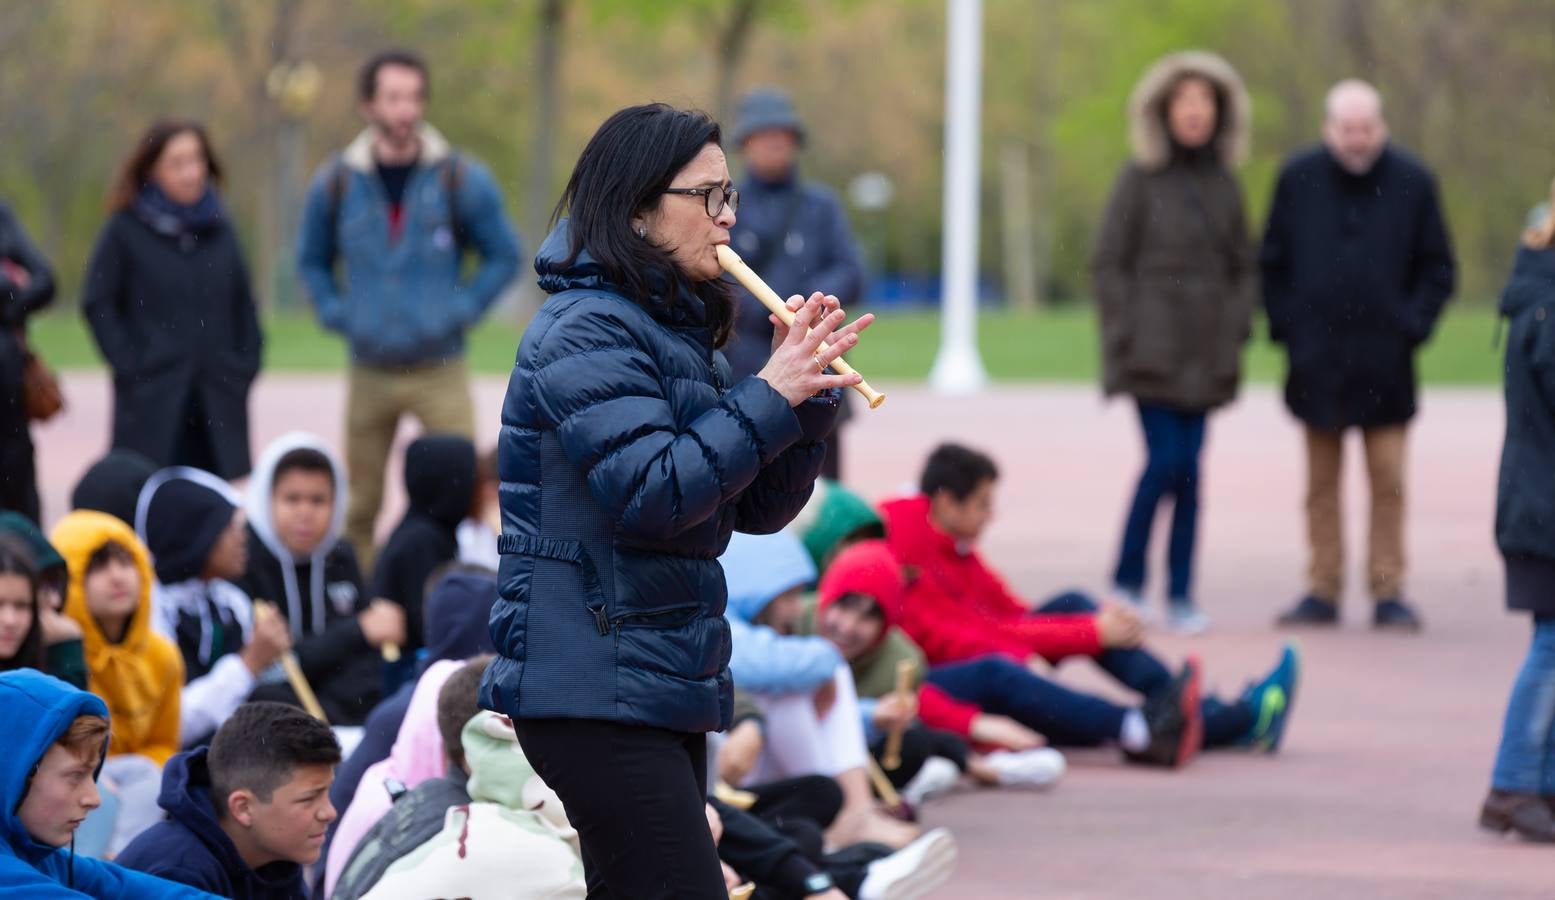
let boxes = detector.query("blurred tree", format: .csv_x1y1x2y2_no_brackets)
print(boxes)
1,0,1552,321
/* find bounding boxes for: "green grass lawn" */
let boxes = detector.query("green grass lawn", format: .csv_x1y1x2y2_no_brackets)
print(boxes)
30,303,1506,385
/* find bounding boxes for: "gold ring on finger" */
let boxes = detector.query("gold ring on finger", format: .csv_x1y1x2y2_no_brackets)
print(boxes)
814,354,826,374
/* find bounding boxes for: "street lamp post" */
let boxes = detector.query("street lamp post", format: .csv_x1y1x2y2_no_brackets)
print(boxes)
929,0,988,393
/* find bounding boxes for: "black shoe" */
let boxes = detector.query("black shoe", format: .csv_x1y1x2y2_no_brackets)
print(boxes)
1372,598,1423,632
1276,596,1339,628
1480,789,1555,843
1125,657,1203,769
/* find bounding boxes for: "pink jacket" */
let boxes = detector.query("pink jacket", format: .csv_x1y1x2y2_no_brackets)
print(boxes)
323,659,464,897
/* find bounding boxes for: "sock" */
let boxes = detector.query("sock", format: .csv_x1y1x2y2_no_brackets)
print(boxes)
1120,708,1151,752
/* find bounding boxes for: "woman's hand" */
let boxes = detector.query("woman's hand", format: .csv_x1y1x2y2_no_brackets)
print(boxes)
756,293,875,407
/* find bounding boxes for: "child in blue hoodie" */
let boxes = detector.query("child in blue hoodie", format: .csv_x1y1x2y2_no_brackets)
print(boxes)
0,669,217,898
719,530,918,851
118,701,341,899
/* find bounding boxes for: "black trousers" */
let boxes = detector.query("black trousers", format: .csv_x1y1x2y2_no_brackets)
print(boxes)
517,717,727,899
0,378,38,524
871,724,970,789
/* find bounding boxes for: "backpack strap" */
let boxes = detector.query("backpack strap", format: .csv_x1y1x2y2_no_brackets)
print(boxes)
440,153,467,254
326,153,351,246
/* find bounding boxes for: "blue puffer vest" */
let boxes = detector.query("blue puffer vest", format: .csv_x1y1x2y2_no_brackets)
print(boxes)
480,221,838,733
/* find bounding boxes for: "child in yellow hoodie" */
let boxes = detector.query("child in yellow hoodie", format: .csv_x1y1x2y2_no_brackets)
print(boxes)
50,510,183,856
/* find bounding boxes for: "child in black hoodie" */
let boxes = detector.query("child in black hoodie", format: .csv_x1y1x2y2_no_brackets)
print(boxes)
370,435,475,676
236,433,406,725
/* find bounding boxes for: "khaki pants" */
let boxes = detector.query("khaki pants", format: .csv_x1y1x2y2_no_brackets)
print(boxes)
345,359,475,570
1304,425,1407,604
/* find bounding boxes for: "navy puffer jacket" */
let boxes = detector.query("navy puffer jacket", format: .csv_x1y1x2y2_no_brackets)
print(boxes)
480,221,838,733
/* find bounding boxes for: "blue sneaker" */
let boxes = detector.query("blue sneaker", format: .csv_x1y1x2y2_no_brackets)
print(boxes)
1241,641,1300,753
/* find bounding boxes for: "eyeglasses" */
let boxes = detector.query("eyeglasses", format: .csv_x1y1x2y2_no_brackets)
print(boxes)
663,184,739,218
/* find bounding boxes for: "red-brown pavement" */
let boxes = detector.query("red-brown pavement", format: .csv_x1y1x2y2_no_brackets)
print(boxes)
31,374,1554,898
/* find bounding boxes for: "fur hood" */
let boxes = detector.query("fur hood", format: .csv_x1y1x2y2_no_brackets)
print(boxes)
1128,50,1250,170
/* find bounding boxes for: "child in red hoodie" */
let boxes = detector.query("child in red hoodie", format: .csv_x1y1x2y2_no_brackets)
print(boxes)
875,443,1300,767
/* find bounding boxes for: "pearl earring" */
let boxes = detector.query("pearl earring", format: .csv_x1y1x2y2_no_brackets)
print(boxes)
637,226,647,238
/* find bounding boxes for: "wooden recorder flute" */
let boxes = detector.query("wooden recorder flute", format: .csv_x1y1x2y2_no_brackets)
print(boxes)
715,244,886,410
882,658,916,771
253,602,330,724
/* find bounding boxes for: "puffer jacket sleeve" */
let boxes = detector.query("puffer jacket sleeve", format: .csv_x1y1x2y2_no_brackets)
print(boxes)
534,303,805,542
733,391,838,535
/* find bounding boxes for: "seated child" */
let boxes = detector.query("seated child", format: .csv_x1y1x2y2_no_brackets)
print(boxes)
788,479,888,576
800,539,1067,801
51,510,184,855
359,709,584,900
721,530,919,850
332,656,491,900
323,658,466,897
0,668,218,898
71,448,158,528
883,443,1300,767
370,434,475,677
117,702,341,897
237,433,405,725
137,468,290,747
330,564,496,814
0,522,86,687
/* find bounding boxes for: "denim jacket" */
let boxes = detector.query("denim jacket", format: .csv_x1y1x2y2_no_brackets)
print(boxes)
296,123,521,366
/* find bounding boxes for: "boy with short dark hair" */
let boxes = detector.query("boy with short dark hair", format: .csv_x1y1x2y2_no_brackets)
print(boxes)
138,469,292,747
118,701,341,899
881,442,1300,767
0,669,218,898
238,434,405,725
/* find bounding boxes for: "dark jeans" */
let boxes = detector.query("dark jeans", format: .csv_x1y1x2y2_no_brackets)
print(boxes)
928,593,1252,747
516,718,726,899
1114,401,1207,602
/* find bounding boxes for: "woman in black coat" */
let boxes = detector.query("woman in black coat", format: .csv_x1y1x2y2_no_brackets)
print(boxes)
83,120,262,480
0,203,56,523
1482,188,1555,843
480,103,872,898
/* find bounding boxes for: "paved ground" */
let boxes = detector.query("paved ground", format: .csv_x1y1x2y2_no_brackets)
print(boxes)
31,375,1554,898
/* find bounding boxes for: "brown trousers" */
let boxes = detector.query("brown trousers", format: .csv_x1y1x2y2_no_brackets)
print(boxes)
1304,425,1407,604
345,358,475,571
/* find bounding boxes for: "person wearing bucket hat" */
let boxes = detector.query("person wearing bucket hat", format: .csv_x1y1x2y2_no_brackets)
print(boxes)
728,87,865,481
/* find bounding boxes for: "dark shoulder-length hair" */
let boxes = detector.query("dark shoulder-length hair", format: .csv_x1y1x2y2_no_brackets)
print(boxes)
0,536,44,673
553,103,734,347
105,119,225,213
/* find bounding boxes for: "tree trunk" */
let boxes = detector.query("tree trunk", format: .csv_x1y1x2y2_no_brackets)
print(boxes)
714,0,760,124
1000,142,1037,313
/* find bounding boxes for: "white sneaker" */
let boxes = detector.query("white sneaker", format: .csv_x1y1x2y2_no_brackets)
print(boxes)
900,756,961,807
1165,603,1211,636
858,826,958,900
985,747,1066,789
1115,586,1154,624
